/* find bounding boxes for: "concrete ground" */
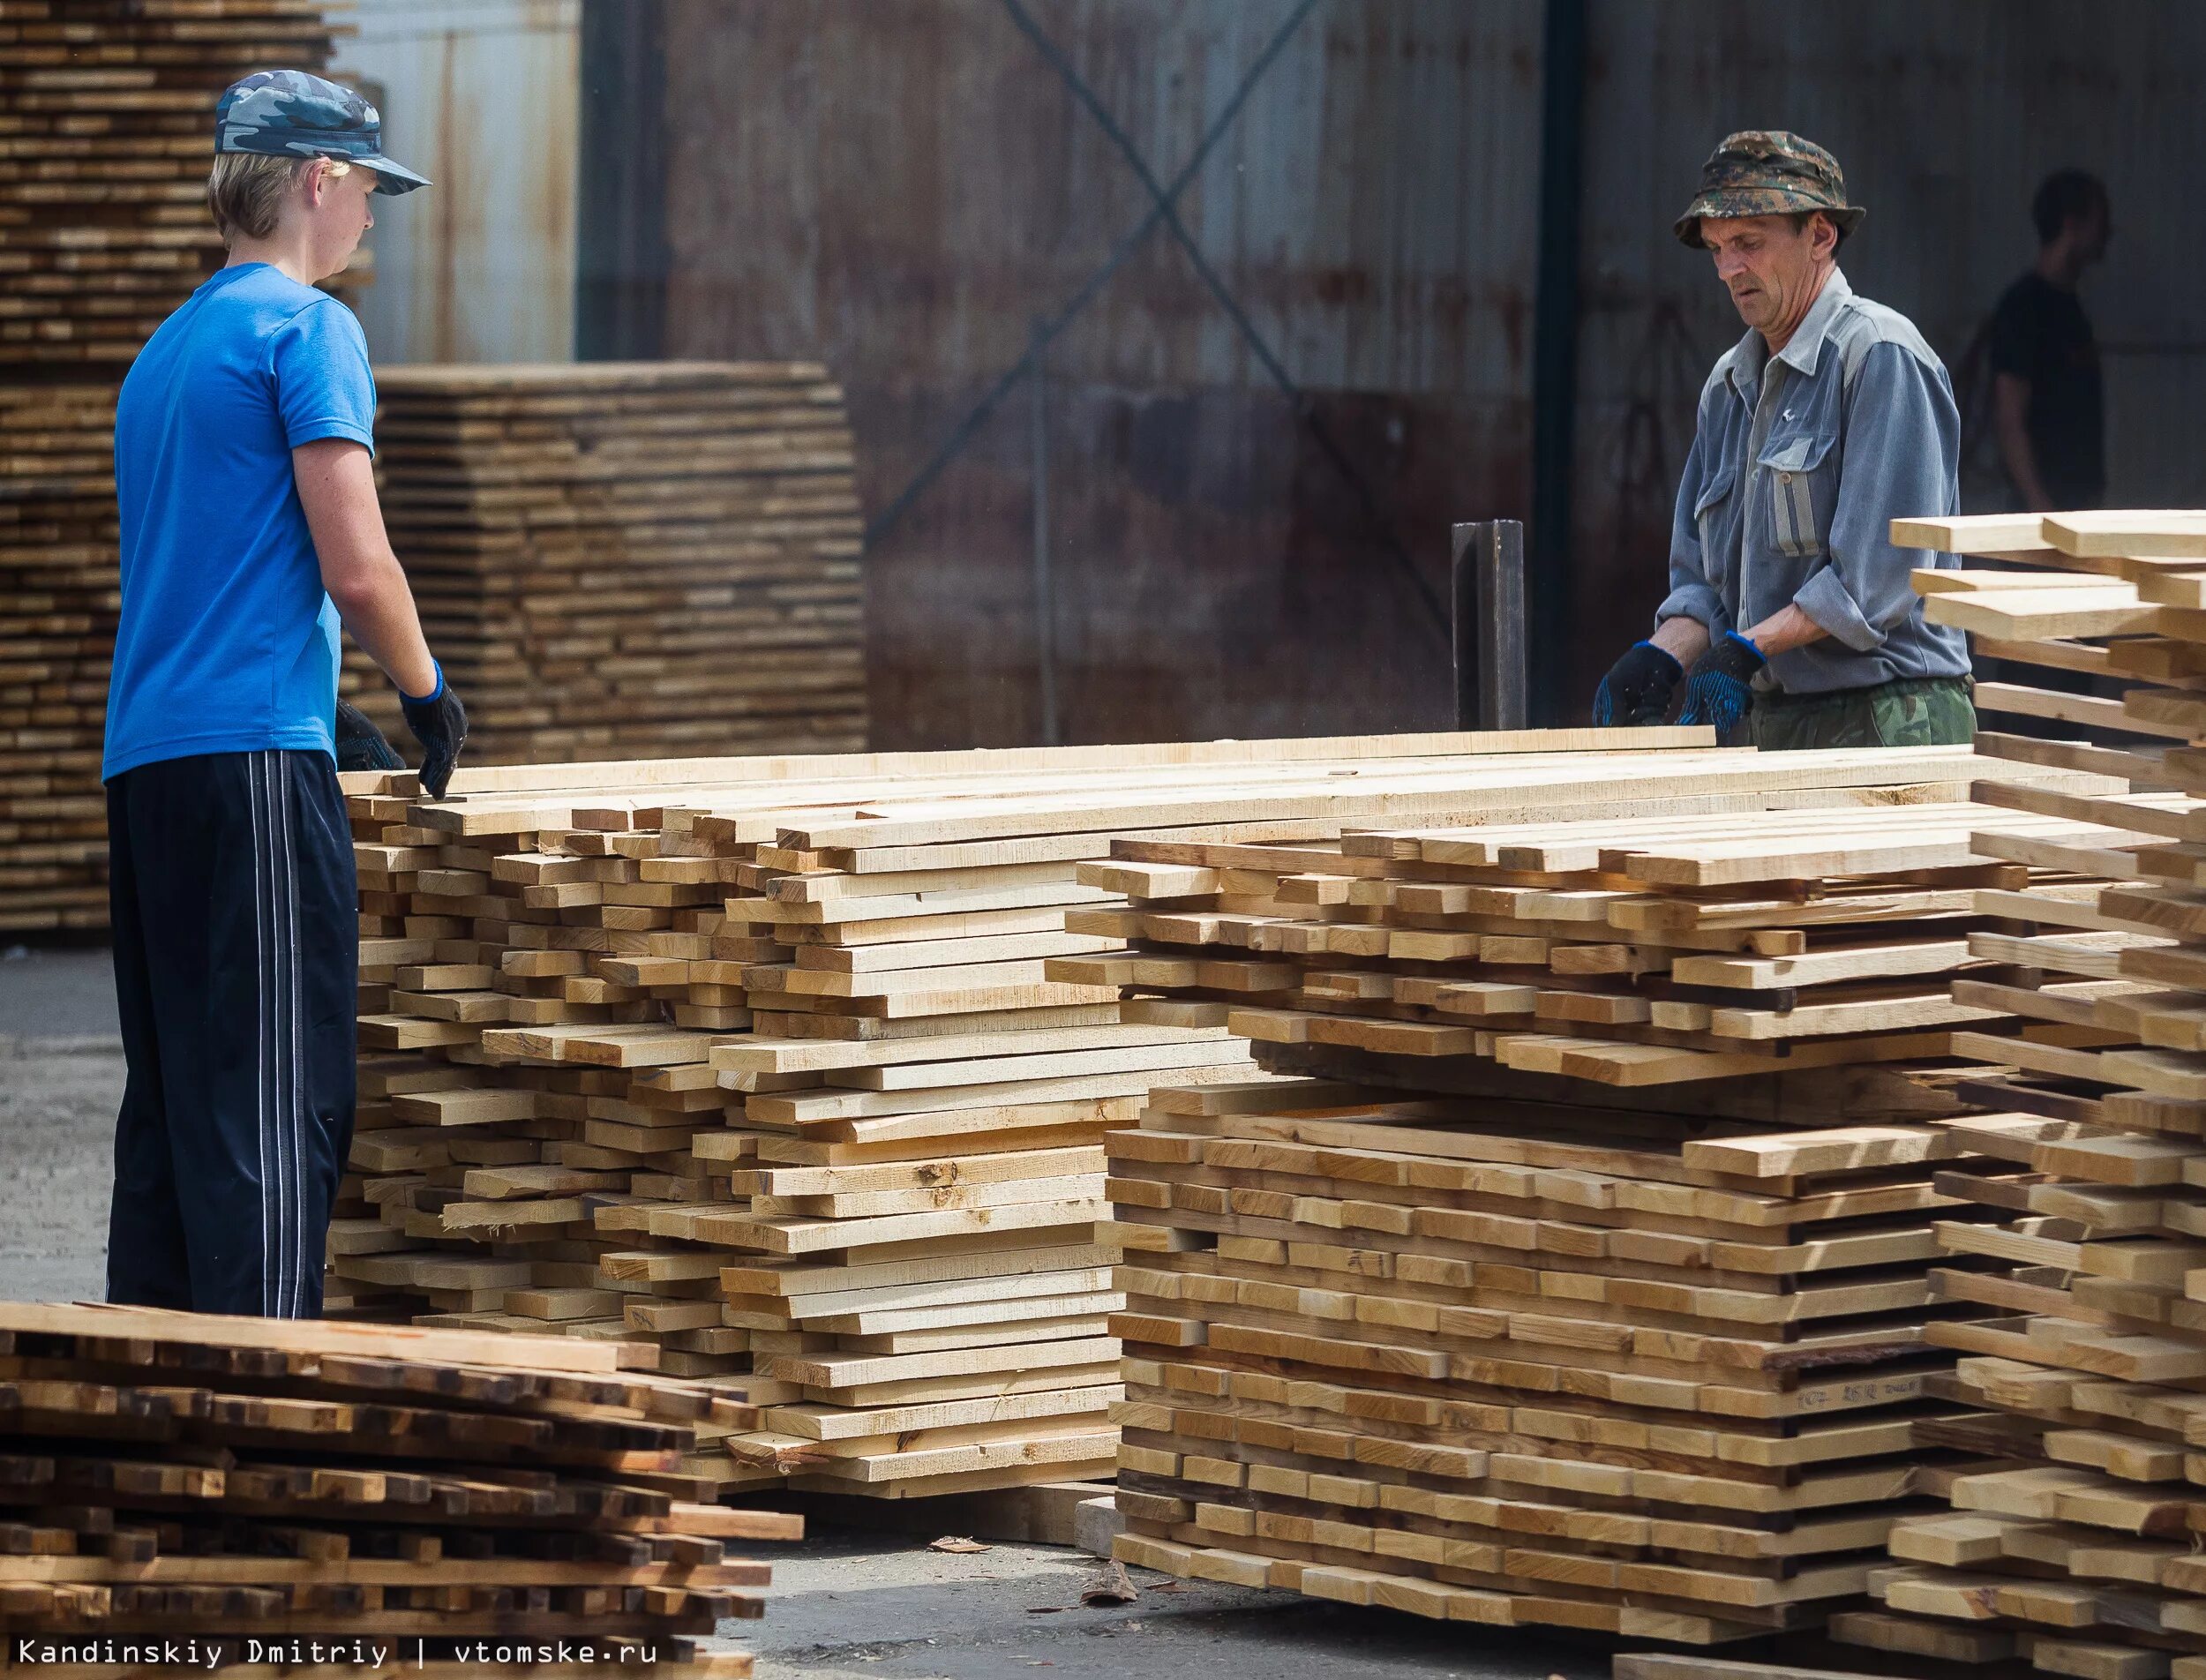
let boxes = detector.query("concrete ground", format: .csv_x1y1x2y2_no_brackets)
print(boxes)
0,945,1606,1680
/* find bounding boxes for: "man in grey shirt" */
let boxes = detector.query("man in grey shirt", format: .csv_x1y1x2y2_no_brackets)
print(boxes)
1594,131,1974,750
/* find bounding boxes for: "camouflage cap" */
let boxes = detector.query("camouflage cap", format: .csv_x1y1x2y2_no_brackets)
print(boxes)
1673,130,1861,248
214,70,430,196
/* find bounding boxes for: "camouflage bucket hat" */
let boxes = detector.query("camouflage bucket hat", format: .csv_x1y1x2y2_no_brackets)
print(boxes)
214,70,430,195
1674,130,1861,248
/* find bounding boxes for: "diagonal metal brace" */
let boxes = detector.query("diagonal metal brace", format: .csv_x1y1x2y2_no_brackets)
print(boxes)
863,0,1320,552
1000,0,1447,641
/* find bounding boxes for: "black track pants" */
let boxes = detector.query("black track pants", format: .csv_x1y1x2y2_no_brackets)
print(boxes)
104,749,357,1317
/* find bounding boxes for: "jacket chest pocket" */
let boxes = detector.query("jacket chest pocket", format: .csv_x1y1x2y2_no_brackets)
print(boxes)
1759,431,1835,559
1694,463,1738,589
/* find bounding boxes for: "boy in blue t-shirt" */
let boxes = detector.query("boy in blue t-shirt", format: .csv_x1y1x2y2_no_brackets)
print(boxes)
104,71,465,1317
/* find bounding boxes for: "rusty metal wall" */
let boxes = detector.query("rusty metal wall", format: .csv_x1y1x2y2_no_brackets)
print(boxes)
341,0,581,364
654,0,1546,748
591,0,2205,742
1569,0,2206,715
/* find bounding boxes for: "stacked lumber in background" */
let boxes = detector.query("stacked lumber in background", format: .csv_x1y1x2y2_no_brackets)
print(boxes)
0,0,348,931
1105,1068,2018,1642
1054,784,2135,1091
338,364,866,766
335,730,2028,1500
1816,510,2206,1680
0,0,349,365
0,1301,792,1669
0,385,113,930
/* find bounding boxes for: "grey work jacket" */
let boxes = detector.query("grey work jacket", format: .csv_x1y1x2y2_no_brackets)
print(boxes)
1658,268,1971,694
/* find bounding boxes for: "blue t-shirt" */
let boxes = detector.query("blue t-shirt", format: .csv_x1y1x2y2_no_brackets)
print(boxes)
104,263,375,780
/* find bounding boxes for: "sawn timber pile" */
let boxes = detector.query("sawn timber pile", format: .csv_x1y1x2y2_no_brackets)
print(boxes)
1817,510,2206,1680
0,0,349,366
1106,1069,2018,1642
1055,787,2139,1090
335,730,2016,1500
0,1301,792,1669
0,385,114,931
339,364,866,766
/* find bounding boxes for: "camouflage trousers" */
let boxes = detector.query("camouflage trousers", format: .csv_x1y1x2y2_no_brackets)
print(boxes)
1751,676,1975,752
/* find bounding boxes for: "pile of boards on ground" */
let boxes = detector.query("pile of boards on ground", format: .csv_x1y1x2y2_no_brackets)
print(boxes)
1058,729,2167,1638
334,731,2071,1511
1817,509,2206,1680
0,1300,790,1673
0,0,345,932
339,364,867,766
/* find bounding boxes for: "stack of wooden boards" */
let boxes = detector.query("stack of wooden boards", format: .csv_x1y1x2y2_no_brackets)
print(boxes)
0,1300,792,1672
337,364,867,766
1816,510,2206,1680
1054,790,2136,1091
0,385,113,930
1105,1069,2018,1642
0,0,346,930
334,731,2041,1500
0,0,347,365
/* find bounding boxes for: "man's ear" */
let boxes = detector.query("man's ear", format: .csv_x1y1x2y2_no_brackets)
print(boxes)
302,156,330,208
1811,211,1838,259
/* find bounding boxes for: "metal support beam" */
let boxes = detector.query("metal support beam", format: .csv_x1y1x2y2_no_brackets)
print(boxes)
575,0,668,360
1528,0,1588,722
1029,319,1061,746
1451,521,1528,731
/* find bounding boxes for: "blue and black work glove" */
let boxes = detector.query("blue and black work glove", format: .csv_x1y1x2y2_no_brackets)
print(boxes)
334,697,403,773
1593,641,1685,726
399,664,469,799
1677,631,1767,743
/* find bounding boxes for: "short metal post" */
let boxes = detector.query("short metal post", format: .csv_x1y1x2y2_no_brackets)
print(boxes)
1451,520,1528,731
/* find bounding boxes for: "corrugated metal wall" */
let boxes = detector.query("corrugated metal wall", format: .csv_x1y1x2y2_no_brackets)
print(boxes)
342,0,581,364
650,0,1545,748
573,0,2205,744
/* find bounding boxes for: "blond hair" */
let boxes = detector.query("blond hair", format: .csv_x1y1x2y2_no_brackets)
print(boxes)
206,151,355,244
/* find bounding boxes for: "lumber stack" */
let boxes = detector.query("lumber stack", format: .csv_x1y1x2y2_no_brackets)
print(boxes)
335,731,2022,1499
0,385,114,931
0,1300,791,1669
1815,511,2206,1680
0,0,348,365
1053,789,2137,1091
0,0,349,931
338,363,867,766
1104,1069,2016,1642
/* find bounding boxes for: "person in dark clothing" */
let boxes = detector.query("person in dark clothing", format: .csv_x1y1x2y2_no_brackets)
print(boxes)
1990,170,2110,511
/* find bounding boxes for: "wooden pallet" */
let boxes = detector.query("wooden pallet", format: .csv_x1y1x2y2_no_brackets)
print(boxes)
337,363,867,767
0,1301,789,1662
